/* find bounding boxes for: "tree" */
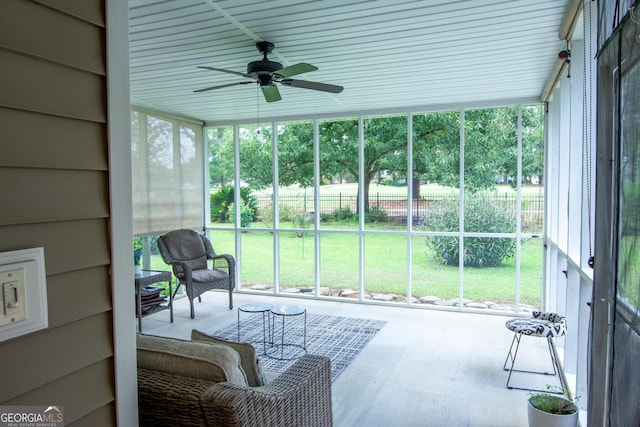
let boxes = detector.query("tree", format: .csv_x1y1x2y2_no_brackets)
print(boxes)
318,117,408,213
208,107,544,212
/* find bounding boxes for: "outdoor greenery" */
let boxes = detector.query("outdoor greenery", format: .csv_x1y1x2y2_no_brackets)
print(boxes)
208,107,544,214
424,193,517,266
133,237,143,266
145,229,542,306
528,388,578,415
210,184,258,223
229,201,253,228
193,107,546,308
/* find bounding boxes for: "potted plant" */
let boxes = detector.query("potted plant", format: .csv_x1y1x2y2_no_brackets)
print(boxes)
133,237,143,275
527,389,579,427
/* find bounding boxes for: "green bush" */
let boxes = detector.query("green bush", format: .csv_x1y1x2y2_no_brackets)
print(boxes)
229,201,253,228
133,237,143,265
365,205,388,223
331,206,355,221
210,185,258,223
424,193,516,267
291,209,311,234
257,202,300,225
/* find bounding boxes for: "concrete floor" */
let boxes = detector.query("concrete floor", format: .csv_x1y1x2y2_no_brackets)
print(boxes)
140,291,561,427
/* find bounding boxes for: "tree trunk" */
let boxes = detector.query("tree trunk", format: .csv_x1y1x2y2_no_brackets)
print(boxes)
363,179,370,214
412,177,421,199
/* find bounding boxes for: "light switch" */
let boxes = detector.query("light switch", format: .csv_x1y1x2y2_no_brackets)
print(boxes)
0,248,47,342
1,268,27,325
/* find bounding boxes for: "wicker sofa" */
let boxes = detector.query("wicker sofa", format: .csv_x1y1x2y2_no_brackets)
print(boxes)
136,332,333,427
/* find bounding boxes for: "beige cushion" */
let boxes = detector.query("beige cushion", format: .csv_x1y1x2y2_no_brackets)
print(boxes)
136,334,248,387
191,329,266,387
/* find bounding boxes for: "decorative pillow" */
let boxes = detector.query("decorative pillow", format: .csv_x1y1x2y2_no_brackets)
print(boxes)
136,334,248,387
191,329,266,387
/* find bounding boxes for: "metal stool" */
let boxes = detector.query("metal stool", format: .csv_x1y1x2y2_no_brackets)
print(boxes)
503,311,567,393
267,304,307,360
237,303,272,355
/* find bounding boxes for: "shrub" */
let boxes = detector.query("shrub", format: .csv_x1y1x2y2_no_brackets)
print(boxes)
331,206,355,221
257,202,300,225
291,209,311,235
210,185,258,223
424,193,516,267
365,205,388,223
133,237,143,265
229,201,253,228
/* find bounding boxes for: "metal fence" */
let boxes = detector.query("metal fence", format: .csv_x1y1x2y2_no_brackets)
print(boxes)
254,192,544,231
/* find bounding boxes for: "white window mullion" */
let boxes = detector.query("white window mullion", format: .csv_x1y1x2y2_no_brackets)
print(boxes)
358,116,365,301
515,104,523,313
458,109,465,307
407,113,413,305
203,127,211,230
313,119,321,294
273,121,280,293
233,124,242,288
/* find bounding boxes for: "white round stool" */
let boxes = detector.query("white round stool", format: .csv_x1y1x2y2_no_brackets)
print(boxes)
503,311,567,393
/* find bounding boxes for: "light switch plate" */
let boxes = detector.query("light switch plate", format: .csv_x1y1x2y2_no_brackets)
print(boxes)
0,248,47,342
1,268,27,322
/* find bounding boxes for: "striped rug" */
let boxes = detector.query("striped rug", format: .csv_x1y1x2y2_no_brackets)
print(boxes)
212,313,386,381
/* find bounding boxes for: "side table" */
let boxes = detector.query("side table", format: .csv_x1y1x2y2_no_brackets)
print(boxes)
237,303,272,355
268,304,307,360
135,270,173,332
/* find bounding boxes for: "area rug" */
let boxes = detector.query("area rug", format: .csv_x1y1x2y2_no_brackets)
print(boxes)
211,313,386,381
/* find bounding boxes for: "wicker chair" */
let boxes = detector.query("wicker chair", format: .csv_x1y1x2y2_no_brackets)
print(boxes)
137,334,333,427
158,229,234,318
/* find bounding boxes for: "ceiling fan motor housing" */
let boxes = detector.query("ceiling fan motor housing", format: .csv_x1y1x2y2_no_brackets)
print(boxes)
247,59,283,76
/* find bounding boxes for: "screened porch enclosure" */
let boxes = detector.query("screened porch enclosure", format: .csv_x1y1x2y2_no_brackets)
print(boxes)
127,0,614,421
204,104,545,312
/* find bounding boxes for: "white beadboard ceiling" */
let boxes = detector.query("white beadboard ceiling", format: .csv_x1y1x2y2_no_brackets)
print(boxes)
129,0,570,124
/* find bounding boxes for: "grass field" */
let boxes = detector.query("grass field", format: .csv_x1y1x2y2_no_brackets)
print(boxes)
148,228,542,307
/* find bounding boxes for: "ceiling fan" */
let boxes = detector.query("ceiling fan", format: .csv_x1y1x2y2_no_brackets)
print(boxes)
194,41,344,102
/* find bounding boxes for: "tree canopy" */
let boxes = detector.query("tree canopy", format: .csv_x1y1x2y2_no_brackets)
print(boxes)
208,106,544,212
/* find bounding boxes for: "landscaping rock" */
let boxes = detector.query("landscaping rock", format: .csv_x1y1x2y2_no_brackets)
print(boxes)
466,302,489,309
250,284,272,291
420,295,441,304
434,299,456,306
371,293,396,302
339,289,358,297
490,303,514,311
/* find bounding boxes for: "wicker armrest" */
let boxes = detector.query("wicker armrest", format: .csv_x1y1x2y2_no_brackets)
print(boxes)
200,355,333,427
138,368,213,427
211,253,235,272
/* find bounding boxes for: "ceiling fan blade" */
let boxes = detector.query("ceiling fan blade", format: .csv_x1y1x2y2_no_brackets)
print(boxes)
193,81,253,93
261,84,281,102
275,63,318,78
280,79,344,94
197,66,250,78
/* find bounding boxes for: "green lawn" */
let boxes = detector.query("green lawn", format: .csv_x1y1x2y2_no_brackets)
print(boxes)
148,229,542,307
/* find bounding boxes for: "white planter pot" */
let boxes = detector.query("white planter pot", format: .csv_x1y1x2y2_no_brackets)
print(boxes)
134,265,142,275
527,397,578,427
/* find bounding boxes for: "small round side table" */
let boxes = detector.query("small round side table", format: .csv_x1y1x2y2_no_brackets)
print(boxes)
268,304,307,360
237,303,272,355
